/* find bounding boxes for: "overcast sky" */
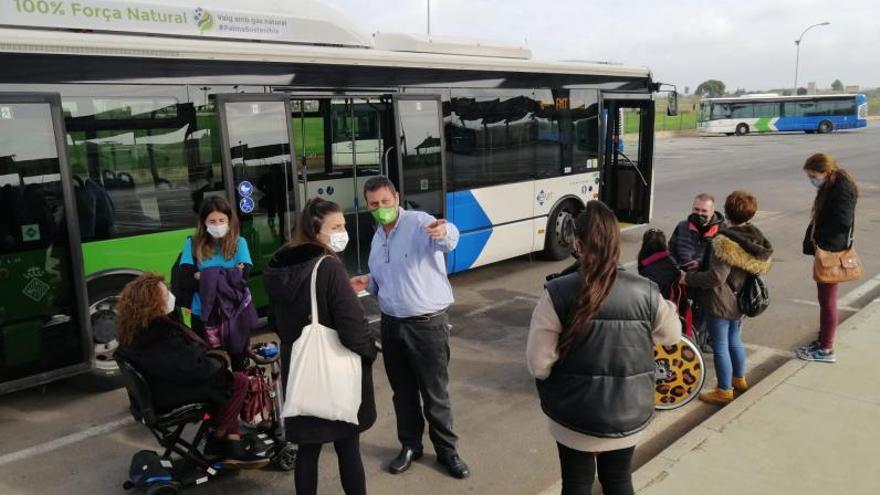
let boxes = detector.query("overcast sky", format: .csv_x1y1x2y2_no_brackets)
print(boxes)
321,0,878,92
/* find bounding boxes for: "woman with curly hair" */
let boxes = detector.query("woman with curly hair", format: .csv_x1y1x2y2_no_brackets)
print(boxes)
114,273,267,468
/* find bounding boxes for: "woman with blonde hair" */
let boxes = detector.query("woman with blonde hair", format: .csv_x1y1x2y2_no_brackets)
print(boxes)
114,274,268,468
799,153,858,363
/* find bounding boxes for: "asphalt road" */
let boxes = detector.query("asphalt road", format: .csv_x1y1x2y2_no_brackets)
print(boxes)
1,126,878,495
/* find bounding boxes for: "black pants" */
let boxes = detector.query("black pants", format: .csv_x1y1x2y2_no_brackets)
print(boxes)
557,443,635,495
295,435,366,495
381,313,458,457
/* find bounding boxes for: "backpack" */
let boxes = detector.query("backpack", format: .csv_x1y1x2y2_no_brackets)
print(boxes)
169,237,194,325
169,237,190,300
729,274,769,317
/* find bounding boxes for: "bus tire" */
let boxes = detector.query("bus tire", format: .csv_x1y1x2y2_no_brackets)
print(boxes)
88,273,139,377
735,123,749,136
818,120,833,134
544,200,583,261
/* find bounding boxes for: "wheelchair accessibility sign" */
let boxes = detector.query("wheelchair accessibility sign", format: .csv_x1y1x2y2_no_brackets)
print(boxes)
237,180,254,197
239,196,255,214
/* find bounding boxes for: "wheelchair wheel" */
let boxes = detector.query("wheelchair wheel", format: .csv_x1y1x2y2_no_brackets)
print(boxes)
654,337,705,410
145,481,181,495
273,442,297,471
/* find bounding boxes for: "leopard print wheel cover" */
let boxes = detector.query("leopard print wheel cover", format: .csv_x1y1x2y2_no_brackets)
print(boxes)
654,339,703,408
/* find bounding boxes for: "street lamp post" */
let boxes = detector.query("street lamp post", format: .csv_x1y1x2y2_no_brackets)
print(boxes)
427,0,431,36
793,22,830,92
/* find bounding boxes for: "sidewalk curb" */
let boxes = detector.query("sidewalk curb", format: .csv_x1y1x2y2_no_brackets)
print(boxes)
633,297,880,492
632,359,805,491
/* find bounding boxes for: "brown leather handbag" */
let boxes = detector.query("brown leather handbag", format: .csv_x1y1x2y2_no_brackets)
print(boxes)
811,224,863,284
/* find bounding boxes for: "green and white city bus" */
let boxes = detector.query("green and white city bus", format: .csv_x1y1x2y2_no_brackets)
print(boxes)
0,0,671,393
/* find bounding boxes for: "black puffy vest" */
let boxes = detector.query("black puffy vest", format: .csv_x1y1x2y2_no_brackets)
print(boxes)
538,269,658,438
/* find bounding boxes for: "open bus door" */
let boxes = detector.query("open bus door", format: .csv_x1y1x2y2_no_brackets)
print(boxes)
214,94,298,308
391,95,447,218
600,94,655,225
0,93,92,394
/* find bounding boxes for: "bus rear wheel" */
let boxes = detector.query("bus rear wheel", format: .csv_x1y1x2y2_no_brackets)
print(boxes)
735,123,750,136
544,200,582,260
818,120,833,134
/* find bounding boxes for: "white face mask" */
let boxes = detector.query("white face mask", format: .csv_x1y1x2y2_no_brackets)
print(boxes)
206,224,229,239
165,291,176,315
324,230,349,253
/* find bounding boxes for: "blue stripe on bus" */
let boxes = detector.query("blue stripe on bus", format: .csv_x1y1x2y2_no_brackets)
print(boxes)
449,190,492,232
775,116,867,132
450,229,492,273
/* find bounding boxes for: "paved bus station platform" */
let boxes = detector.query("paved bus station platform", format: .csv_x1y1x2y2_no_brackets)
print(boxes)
629,297,880,494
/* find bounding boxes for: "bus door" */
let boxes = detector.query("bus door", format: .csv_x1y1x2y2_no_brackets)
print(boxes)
215,94,298,307
0,93,91,394
288,96,391,275
600,94,655,225
391,94,447,220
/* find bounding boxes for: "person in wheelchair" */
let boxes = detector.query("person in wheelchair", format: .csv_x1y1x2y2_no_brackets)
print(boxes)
114,273,269,469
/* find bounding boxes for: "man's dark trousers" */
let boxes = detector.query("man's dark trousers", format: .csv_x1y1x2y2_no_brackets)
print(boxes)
380,312,458,457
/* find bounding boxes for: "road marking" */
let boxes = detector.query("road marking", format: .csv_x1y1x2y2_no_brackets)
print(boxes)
0,416,133,467
791,298,859,312
838,273,880,308
464,296,538,318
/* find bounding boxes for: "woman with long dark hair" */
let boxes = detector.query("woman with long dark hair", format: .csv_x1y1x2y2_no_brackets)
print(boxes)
264,197,376,495
177,196,253,349
527,201,681,495
798,153,858,363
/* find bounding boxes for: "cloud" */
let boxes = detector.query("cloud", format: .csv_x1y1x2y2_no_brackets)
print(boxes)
319,0,878,90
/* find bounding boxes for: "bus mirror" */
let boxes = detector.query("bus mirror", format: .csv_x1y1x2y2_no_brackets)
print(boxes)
666,91,679,116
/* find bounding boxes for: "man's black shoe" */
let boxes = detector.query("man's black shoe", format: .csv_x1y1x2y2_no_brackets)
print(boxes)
438,453,470,479
388,446,423,474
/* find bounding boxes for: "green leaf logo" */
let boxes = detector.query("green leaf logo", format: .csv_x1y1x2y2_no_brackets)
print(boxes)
195,9,214,33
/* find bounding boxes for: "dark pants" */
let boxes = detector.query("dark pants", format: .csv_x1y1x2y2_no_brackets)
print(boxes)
215,371,248,436
381,312,458,457
817,282,839,349
557,443,635,495
295,435,366,495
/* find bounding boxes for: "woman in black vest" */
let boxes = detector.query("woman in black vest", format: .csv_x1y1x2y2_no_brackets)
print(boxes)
527,201,681,495
798,153,858,363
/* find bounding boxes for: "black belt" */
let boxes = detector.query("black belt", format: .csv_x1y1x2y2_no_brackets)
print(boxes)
382,309,448,323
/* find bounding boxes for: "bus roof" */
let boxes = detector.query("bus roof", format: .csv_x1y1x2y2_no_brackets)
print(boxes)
702,94,863,104
0,0,651,79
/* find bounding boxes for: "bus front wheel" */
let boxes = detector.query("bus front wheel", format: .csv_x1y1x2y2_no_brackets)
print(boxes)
544,200,582,260
818,120,833,134
735,123,750,136
88,274,138,377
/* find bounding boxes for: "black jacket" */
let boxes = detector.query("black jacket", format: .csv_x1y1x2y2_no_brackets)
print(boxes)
263,243,377,444
114,318,232,413
538,270,658,438
669,211,725,269
803,175,857,254
638,251,680,297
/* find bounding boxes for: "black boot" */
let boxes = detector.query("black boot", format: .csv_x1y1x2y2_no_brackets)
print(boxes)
388,446,423,474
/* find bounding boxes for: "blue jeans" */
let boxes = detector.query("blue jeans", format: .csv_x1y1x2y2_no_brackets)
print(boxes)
708,317,746,390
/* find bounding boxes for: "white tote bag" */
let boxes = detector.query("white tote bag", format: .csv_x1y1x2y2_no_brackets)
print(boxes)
281,256,362,424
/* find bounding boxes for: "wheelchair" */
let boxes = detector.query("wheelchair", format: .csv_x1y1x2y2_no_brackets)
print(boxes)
116,343,296,494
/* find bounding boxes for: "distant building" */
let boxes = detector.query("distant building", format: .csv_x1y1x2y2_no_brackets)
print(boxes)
845,85,860,93
807,82,817,95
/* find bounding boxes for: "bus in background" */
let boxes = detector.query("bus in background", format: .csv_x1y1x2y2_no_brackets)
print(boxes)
698,94,868,136
0,0,668,393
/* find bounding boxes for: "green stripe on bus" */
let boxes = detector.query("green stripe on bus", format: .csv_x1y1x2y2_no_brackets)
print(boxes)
755,118,773,132
82,229,192,280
